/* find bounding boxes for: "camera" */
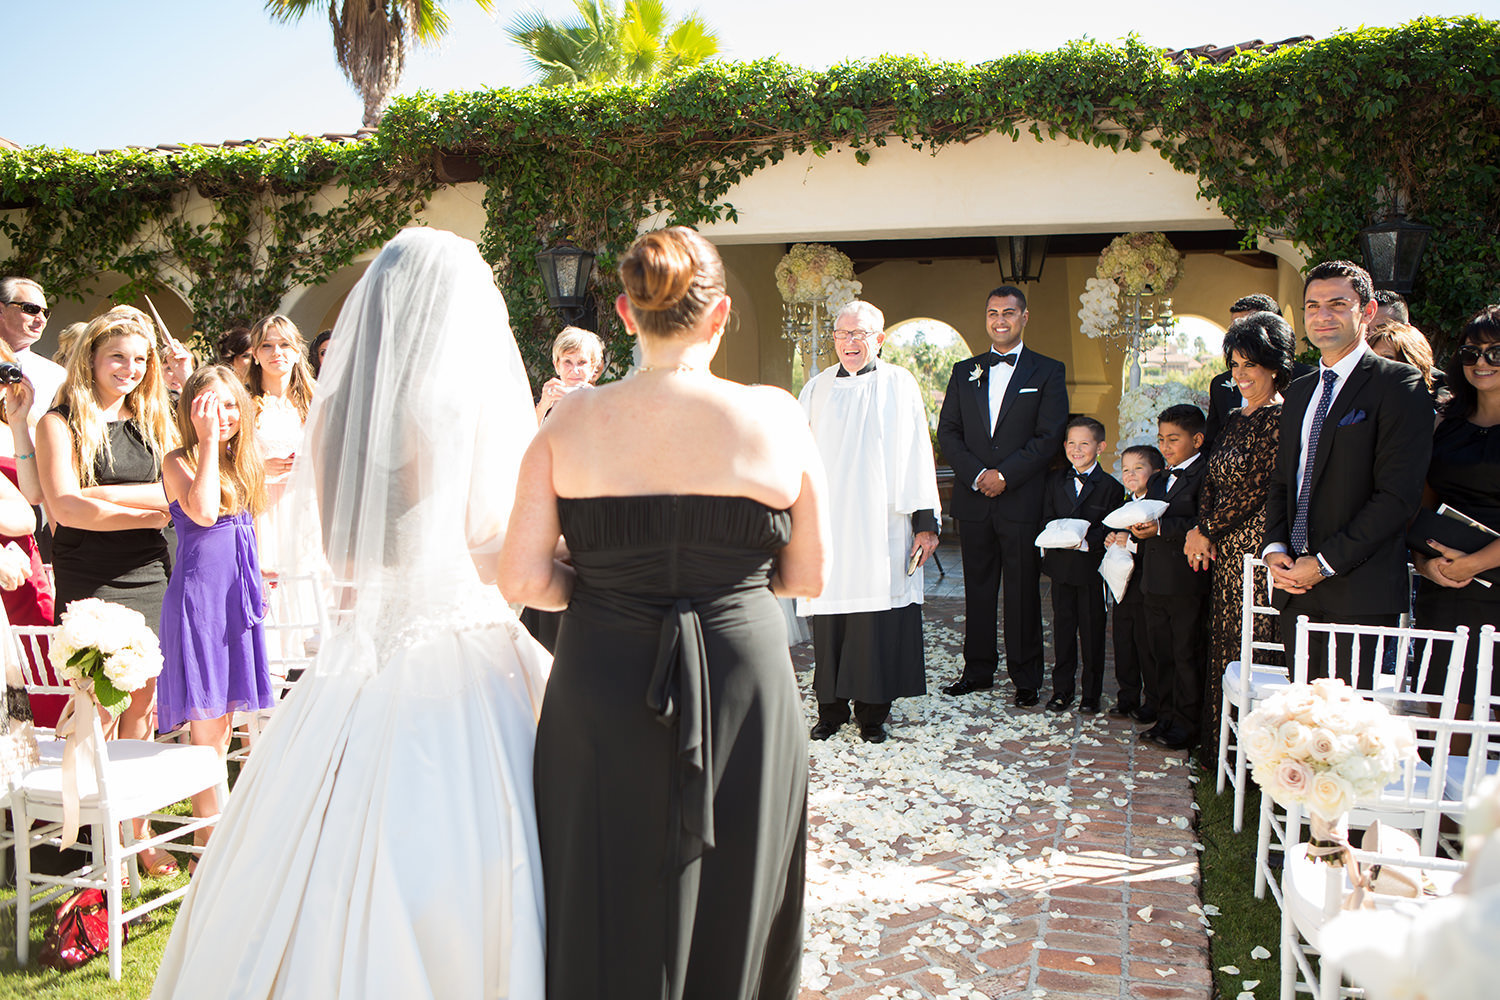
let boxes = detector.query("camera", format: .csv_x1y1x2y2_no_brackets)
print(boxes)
0,362,23,385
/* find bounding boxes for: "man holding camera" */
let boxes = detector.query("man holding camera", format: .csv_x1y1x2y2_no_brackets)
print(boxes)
797,300,941,745
0,277,66,421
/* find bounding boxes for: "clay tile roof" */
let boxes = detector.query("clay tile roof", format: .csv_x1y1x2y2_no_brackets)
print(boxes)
1163,36,1314,65
86,129,376,157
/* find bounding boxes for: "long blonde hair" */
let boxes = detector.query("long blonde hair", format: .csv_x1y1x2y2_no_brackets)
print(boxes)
247,314,316,419
177,366,267,517
57,306,177,486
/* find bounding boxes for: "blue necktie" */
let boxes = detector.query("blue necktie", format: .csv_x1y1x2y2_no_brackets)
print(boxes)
1290,369,1340,556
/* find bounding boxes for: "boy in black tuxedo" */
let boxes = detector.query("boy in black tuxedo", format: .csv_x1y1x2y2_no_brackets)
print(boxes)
1129,404,1210,751
1105,444,1165,722
1040,417,1124,714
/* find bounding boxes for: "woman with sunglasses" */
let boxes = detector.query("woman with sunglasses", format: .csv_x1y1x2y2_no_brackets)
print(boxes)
1411,305,1500,711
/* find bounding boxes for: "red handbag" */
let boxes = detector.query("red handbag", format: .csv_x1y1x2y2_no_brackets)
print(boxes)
39,888,125,970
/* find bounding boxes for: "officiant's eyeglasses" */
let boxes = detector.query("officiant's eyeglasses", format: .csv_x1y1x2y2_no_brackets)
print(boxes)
1457,344,1500,367
3,301,48,319
832,329,872,342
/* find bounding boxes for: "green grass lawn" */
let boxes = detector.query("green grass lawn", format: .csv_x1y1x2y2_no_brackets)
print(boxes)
1196,773,1285,1000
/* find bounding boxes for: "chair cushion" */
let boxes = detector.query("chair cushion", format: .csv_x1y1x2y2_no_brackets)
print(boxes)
1222,661,1291,702
1441,754,1500,803
18,741,225,819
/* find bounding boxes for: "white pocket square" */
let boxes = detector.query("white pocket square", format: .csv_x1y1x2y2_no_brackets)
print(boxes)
1018,387,1039,393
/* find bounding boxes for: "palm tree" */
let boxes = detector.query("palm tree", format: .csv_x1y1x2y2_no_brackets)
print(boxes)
266,1,495,127
507,0,721,87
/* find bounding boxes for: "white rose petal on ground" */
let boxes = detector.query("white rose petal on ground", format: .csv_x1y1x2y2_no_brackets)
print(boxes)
1219,965,1240,974
1251,946,1272,960
1155,968,1177,978
1075,956,1095,966
1136,906,1154,922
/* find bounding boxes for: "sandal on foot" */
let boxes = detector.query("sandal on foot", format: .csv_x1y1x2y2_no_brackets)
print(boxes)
141,849,180,878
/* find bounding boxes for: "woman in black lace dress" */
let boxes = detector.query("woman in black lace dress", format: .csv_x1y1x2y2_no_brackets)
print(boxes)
1184,312,1294,769
1412,305,1500,708
502,227,830,1000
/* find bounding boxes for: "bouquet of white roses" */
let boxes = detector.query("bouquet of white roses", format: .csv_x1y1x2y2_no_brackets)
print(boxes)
1245,678,1416,824
49,598,164,716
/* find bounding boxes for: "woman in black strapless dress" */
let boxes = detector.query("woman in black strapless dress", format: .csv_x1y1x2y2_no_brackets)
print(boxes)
502,227,830,1000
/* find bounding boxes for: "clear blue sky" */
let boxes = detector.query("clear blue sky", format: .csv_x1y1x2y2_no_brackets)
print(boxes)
6,1,1495,150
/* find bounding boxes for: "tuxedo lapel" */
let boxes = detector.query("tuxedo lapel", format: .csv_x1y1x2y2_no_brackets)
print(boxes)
992,348,1035,439
1071,467,1102,512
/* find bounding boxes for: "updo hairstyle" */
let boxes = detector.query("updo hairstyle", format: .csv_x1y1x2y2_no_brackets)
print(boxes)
617,227,725,339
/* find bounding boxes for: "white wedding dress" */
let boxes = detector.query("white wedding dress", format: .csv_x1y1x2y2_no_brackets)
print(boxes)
153,229,549,999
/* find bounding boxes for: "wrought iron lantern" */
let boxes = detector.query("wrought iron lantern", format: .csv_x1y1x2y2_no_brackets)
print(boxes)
995,235,1048,284
1358,213,1432,295
536,239,596,324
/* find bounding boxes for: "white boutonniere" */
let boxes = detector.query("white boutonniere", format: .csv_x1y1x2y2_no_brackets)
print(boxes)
968,365,985,383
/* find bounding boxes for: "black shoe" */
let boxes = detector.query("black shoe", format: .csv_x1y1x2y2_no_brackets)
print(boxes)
1080,700,1103,715
1131,707,1159,725
1108,702,1137,719
1153,725,1197,751
810,722,839,741
1139,721,1165,742
943,677,994,696
1013,688,1040,708
1046,694,1073,713
859,725,888,744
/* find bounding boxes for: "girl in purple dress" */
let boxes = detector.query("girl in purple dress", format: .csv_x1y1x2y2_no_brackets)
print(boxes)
158,366,272,856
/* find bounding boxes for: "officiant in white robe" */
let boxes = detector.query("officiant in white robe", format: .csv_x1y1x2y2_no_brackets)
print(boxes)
797,301,941,744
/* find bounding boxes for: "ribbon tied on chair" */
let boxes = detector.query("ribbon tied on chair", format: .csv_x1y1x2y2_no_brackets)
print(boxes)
53,681,103,850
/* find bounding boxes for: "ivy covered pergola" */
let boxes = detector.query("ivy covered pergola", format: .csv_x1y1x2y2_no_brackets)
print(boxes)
1,16,1496,376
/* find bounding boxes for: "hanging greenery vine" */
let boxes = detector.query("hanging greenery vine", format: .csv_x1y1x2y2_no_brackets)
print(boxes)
2,16,1496,373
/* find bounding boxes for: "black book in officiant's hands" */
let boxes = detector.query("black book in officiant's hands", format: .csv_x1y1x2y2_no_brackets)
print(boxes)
1407,503,1500,588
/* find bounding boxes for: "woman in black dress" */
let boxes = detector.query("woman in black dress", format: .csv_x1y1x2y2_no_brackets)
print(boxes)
35,305,178,874
1412,305,1500,709
501,227,830,1000
1183,312,1293,769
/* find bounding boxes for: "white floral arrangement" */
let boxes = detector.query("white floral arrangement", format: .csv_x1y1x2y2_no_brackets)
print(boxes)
1077,276,1120,339
1096,231,1183,296
1116,380,1209,451
1320,775,1500,1000
821,276,863,315
775,243,860,306
49,598,164,716
1244,678,1416,823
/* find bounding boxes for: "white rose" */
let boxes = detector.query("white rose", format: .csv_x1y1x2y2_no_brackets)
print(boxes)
1464,776,1500,856
1267,759,1314,807
1309,771,1356,821
1277,719,1315,759
1307,728,1345,764
102,645,160,693
1244,724,1280,768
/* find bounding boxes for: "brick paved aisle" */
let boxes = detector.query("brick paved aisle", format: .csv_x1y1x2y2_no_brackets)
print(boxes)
791,596,1212,1000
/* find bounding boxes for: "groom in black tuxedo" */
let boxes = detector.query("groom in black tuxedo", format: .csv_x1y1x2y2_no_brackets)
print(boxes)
936,285,1068,706
1263,260,1433,681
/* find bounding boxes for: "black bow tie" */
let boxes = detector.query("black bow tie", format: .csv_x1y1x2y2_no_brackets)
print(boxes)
1168,465,1189,477
988,352,1018,367
1071,469,1089,482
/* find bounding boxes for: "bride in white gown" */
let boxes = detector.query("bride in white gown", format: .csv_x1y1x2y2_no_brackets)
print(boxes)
153,228,550,999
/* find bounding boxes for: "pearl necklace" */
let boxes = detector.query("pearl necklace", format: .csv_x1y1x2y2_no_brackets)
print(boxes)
635,363,707,375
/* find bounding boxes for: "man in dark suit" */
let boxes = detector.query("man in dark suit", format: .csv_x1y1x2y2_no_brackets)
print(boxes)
1263,260,1433,681
1203,294,1315,451
1040,416,1124,714
936,285,1069,706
